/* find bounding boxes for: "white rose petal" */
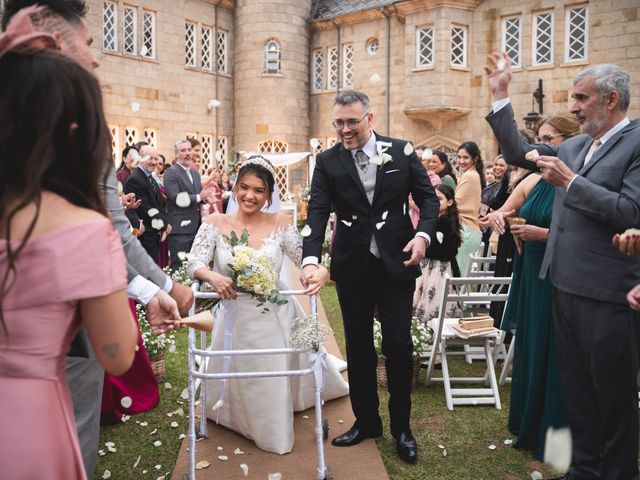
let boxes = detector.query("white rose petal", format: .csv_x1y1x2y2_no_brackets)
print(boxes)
300,224,312,237
140,421,148,427
531,472,543,480
134,344,139,352
382,210,388,220
438,444,445,449
168,343,177,353
369,73,381,84
176,192,191,208
164,382,172,389
166,412,173,418
403,203,407,215
177,251,187,261
436,231,444,244
218,455,229,461
503,439,513,445
98,450,106,457
212,398,224,411
153,440,162,447
240,463,249,477
143,470,148,474
216,446,224,451
543,427,572,472
171,421,179,428
404,142,414,155
178,433,186,440
195,460,210,470
338,419,343,424
442,449,447,457
102,470,111,479
120,396,133,409
140,45,148,56
105,442,115,448
150,428,158,435
302,415,309,419
488,444,496,450
234,448,244,455
151,218,164,230
180,388,189,400
341,220,352,227
268,474,283,480
154,464,162,470
157,476,166,480
133,455,141,468
147,208,159,217
175,407,185,416
497,58,506,71
376,221,385,230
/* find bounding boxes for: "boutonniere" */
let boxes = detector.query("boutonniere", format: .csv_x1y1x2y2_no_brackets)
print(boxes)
370,140,393,167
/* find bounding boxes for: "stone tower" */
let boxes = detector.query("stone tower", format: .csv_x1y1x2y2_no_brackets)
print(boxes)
233,0,313,154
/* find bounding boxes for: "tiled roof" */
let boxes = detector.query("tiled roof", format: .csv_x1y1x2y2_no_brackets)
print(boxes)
310,0,397,21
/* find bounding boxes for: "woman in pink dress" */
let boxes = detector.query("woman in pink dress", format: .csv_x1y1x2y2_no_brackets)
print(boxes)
0,22,138,480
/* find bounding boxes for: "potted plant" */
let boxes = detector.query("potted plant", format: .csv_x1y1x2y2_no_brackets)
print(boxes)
374,316,433,391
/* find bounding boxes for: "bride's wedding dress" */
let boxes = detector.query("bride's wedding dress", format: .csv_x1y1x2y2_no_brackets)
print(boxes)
187,222,349,454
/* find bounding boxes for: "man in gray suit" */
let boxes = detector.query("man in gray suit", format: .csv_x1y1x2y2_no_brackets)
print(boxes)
1,1,194,477
485,53,640,479
165,139,210,270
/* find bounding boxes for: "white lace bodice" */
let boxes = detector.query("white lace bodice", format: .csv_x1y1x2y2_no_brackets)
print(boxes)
186,222,302,287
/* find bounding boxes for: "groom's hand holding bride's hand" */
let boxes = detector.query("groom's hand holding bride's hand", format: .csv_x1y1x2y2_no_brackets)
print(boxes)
301,264,329,296
403,236,427,266
147,289,182,334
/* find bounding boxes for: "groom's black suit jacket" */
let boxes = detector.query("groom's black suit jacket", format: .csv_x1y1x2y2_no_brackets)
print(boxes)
303,133,439,283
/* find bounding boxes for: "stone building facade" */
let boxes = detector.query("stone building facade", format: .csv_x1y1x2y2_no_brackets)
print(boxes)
3,0,636,193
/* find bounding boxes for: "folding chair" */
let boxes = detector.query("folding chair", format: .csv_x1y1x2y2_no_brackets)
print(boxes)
424,275,512,410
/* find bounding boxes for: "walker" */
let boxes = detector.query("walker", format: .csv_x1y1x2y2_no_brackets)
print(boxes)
184,281,332,479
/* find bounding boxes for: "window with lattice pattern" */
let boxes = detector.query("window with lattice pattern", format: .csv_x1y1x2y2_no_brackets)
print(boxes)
263,39,281,74
565,6,588,62
416,27,434,67
342,44,354,88
501,16,521,68
450,25,467,67
533,12,553,65
123,6,137,55
216,30,228,73
312,49,323,92
259,139,288,154
327,137,338,148
124,127,138,148
312,138,324,155
109,125,120,165
201,26,212,71
185,22,196,67
142,10,155,58
327,46,338,89
102,1,117,51
217,136,228,167
433,145,458,174
143,129,157,147
366,38,380,56
199,134,213,172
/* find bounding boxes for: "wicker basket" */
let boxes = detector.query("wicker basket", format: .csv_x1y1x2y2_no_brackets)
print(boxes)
149,349,166,382
376,356,422,391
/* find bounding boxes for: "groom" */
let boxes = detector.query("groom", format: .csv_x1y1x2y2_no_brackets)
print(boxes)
302,91,439,463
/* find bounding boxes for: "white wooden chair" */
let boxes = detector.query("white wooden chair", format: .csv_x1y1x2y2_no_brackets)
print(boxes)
424,275,512,410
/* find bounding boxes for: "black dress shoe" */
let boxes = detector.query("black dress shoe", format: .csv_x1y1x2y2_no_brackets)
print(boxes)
396,430,418,463
331,426,382,447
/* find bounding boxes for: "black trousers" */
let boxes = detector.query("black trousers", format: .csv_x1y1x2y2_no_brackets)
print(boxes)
139,230,160,266
552,287,640,480
335,254,414,437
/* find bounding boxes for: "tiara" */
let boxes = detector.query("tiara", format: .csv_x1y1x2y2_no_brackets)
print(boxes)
241,155,276,179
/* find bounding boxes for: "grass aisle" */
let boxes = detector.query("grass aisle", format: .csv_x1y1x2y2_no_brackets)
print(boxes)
95,284,555,479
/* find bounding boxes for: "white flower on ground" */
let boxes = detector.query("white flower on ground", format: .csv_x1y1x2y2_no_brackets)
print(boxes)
300,225,312,237
150,428,157,435
133,455,141,468
488,444,496,450
178,433,186,439
195,460,210,470
218,455,229,461
442,449,447,457
164,382,172,389
531,472,543,480
171,421,179,428
404,142,414,155
154,464,162,470
240,464,249,477
151,218,164,230
102,470,111,479
180,388,189,399
176,192,191,207
98,450,105,457
147,208,159,217
168,343,177,353
216,446,223,451
503,439,513,445
153,440,162,447
120,396,132,409
544,427,572,472
139,421,148,427
234,448,244,455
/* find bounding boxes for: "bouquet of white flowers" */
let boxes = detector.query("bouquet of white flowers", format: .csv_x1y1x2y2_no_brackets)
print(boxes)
373,316,433,357
136,303,176,358
290,313,332,352
163,258,192,287
226,229,287,309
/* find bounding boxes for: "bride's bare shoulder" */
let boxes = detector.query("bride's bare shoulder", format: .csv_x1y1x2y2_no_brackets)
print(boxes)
272,212,293,230
203,213,225,227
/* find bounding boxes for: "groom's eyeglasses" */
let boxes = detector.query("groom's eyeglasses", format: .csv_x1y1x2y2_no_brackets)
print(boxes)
534,133,566,144
332,112,369,130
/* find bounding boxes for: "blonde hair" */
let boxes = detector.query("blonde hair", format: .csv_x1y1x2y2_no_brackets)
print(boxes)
539,111,580,139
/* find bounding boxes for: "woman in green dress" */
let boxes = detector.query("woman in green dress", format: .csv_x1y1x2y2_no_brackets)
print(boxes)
480,111,579,459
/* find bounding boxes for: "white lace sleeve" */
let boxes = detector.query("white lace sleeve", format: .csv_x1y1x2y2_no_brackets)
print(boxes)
280,224,303,268
186,223,216,278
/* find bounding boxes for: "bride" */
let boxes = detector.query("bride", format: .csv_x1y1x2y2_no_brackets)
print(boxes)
185,156,349,454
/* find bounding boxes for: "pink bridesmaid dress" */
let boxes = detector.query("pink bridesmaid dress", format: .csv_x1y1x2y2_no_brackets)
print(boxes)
0,219,126,480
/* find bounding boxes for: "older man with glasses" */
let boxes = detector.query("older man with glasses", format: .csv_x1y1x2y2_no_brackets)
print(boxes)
301,90,439,464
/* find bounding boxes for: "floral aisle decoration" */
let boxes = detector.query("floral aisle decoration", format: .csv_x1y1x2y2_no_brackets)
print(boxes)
136,303,176,381
373,316,434,390
162,256,193,287
289,313,333,352
225,229,287,310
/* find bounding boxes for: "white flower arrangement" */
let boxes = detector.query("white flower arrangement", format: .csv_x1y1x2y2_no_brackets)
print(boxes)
289,313,332,352
370,140,393,167
136,303,176,358
226,229,287,308
373,316,433,357
162,259,192,287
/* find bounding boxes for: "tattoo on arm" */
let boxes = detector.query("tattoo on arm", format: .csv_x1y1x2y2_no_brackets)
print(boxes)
101,342,120,359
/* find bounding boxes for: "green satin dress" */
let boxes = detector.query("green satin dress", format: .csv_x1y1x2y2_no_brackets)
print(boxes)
501,179,568,460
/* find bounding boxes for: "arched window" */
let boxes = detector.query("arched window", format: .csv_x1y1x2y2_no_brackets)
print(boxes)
263,39,281,74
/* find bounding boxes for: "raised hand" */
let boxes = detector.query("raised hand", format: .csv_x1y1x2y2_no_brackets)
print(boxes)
485,52,512,101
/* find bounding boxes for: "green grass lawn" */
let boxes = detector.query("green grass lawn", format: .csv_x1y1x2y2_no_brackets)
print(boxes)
95,284,557,479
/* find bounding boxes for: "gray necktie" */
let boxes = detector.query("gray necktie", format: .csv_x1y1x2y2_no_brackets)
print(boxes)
355,149,369,173
583,139,602,167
